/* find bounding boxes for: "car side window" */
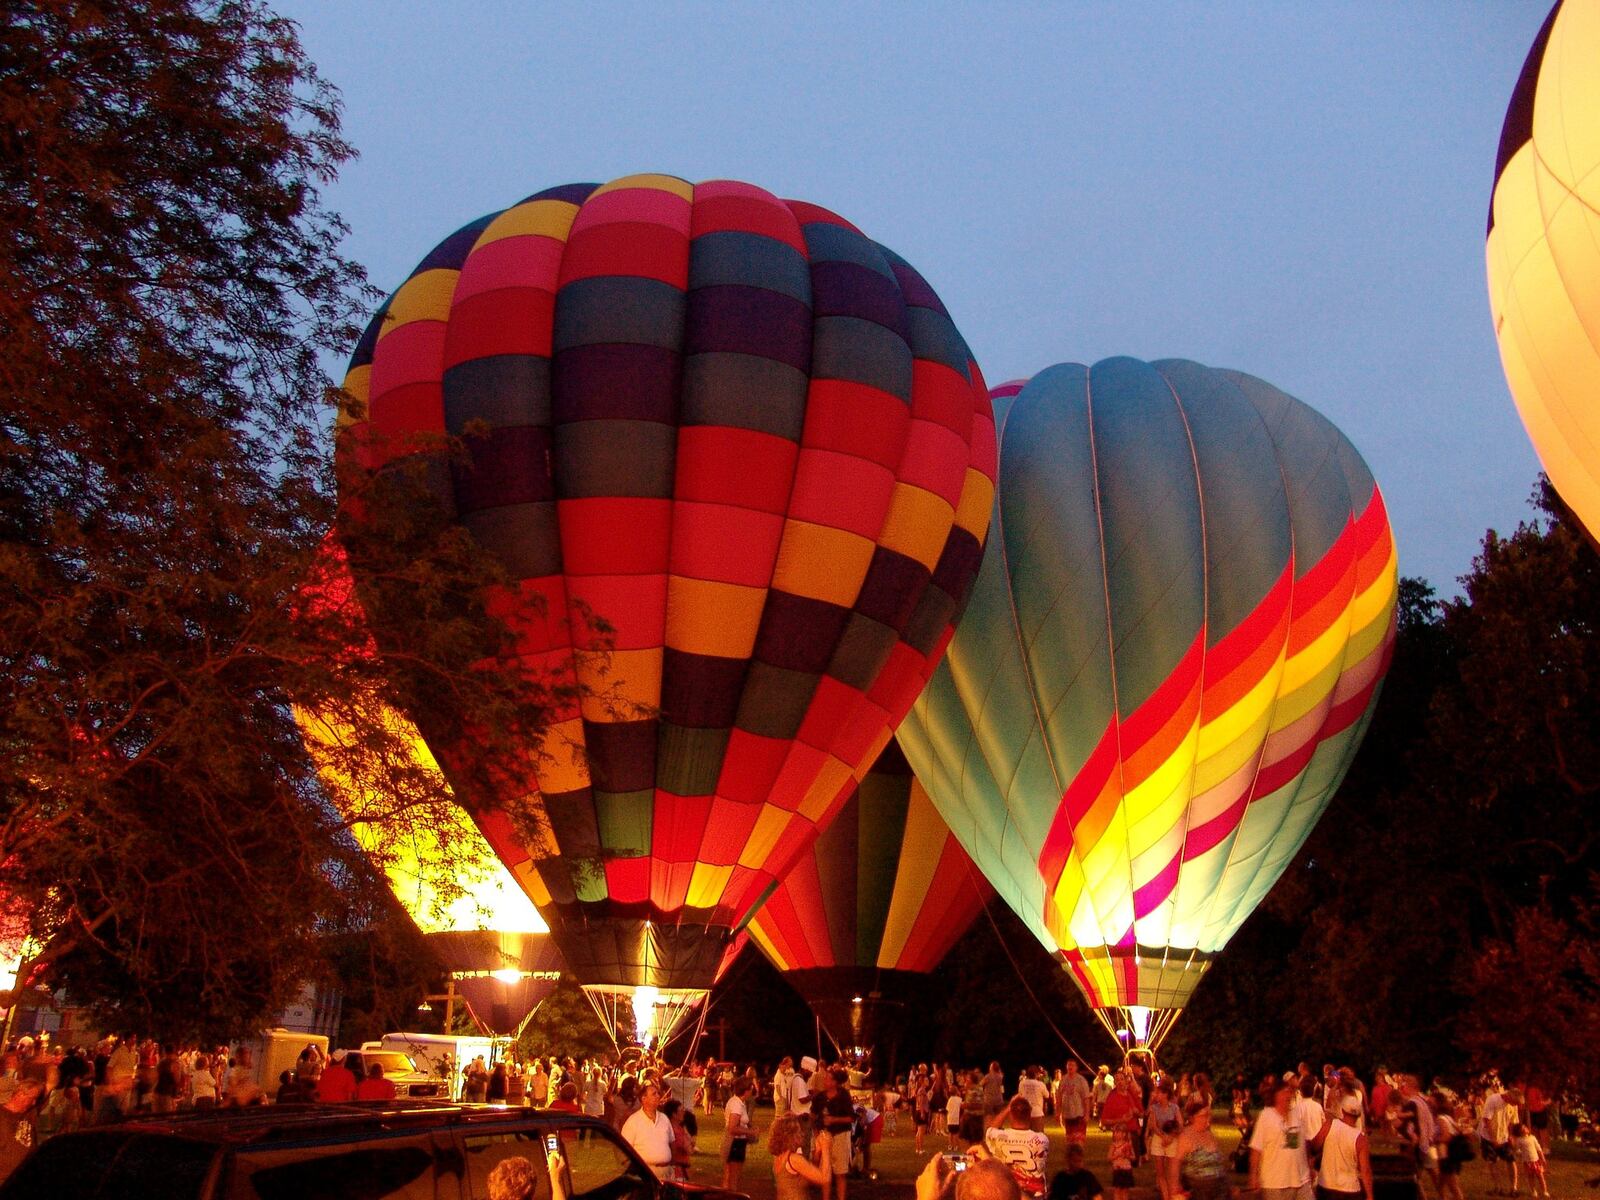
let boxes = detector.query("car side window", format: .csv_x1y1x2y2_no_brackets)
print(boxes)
462,1129,552,1200
559,1124,653,1200
228,1134,454,1200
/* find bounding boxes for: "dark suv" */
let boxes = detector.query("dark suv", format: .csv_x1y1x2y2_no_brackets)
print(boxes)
0,1101,747,1200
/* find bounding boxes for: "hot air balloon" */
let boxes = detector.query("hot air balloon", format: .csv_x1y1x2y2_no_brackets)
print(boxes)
294,541,563,1039
338,174,996,1048
747,740,990,1070
1488,0,1600,541
896,358,1397,1051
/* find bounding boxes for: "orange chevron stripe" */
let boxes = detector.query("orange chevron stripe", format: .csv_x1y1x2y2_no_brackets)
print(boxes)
1120,633,1204,760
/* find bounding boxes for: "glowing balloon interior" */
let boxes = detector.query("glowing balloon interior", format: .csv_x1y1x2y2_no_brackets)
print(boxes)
1489,0,1600,541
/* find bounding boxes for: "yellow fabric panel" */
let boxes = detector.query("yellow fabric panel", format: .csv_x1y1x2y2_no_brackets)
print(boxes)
1535,0,1600,214
292,702,545,935
476,199,582,247
579,648,662,722
953,469,996,540
592,174,695,201
1197,649,1286,761
1279,605,1355,697
534,717,590,795
876,783,951,968
1069,774,1122,866
747,922,789,972
1193,703,1275,795
1121,721,1199,835
686,862,734,910
340,365,371,419
771,520,876,605
798,757,853,821
1271,652,1346,732
877,483,956,571
665,577,766,659
1048,852,1087,948
376,268,459,340
738,804,792,870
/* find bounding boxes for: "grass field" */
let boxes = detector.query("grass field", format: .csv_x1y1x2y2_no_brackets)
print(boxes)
678,1107,1600,1200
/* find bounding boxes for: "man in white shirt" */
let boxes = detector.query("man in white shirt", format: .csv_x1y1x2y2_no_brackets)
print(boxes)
1250,1079,1315,1200
774,1057,793,1110
622,1081,674,1176
985,1096,1050,1196
1019,1067,1049,1133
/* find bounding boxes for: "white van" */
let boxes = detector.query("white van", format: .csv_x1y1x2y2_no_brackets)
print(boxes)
378,1032,498,1101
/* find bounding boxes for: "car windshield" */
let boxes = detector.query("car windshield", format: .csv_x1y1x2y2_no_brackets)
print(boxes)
363,1052,416,1074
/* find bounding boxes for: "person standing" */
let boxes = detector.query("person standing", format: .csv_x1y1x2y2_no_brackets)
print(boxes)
819,1069,856,1200
356,1062,397,1101
316,1051,357,1103
982,1063,1006,1118
622,1081,675,1177
723,1076,754,1192
1020,1067,1049,1134
1478,1085,1516,1196
1248,1080,1314,1200
985,1096,1050,1197
1174,1097,1228,1200
1311,1094,1373,1200
770,1115,831,1200
1056,1062,1092,1146
1145,1078,1183,1200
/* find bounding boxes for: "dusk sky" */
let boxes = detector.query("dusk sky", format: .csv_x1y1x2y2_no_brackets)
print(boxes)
279,2,1553,594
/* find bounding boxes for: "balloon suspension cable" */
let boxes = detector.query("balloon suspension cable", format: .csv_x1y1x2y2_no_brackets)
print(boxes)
963,856,1099,1069
1093,1005,1183,1057
671,990,713,1074
580,984,708,1055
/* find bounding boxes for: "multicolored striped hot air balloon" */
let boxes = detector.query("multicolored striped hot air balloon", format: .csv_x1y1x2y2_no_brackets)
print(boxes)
339,174,996,1046
1489,0,1600,542
747,741,990,1065
896,358,1398,1051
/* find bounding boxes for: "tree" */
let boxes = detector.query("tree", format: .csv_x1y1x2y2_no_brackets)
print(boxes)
0,0,563,1040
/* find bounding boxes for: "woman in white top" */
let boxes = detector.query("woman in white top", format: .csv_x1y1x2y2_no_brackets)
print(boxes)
722,1077,754,1192
1312,1095,1373,1200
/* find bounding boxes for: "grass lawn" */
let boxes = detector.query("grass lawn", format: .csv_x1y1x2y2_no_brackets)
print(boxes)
680,1107,1600,1200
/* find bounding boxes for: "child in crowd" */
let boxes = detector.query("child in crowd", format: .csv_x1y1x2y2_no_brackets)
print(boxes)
1512,1122,1549,1198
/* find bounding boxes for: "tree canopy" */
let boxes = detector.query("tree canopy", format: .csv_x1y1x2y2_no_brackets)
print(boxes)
0,0,561,1040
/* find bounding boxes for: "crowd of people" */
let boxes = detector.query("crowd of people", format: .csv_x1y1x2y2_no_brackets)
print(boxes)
3,1025,1596,1200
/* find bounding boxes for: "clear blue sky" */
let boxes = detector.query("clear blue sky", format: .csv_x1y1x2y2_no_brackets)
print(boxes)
278,1,1551,595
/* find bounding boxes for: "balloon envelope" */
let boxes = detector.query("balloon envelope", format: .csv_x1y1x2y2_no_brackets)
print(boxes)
896,358,1397,1031
1488,0,1600,540
747,740,990,1056
341,175,996,993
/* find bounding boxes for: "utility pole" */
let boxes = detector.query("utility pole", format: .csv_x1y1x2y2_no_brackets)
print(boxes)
418,979,462,1031
707,1017,729,1062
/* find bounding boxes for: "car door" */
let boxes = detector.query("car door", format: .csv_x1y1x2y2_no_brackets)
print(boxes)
552,1121,657,1200
225,1130,463,1200
460,1121,556,1200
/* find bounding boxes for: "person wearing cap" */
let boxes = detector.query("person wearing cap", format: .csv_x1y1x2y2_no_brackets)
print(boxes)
790,1057,815,1151
1310,1094,1373,1200
1248,1079,1314,1200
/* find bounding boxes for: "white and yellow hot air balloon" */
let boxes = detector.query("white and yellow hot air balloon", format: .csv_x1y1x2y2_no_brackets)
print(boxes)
1488,0,1600,538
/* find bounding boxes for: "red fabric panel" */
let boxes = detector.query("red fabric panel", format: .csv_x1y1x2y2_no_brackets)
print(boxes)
570,186,691,236
698,797,761,866
785,450,895,536
674,426,799,512
450,234,565,304
561,573,666,649
605,855,650,904
796,676,866,753
443,288,555,365
896,420,970,507
802,381,910,467
783,200,862,234
691,192,808,255
369,322,446,427
561,222,690,289
715,730,790,805
651,858,694,912
668,501,785,587
652,791,712,862
557,498,671,575
1119,633,1204,759
1182,790,1250,860
1132,849,1181,920
768,742,829,813
1039,721,1118,887
910,360,978,439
